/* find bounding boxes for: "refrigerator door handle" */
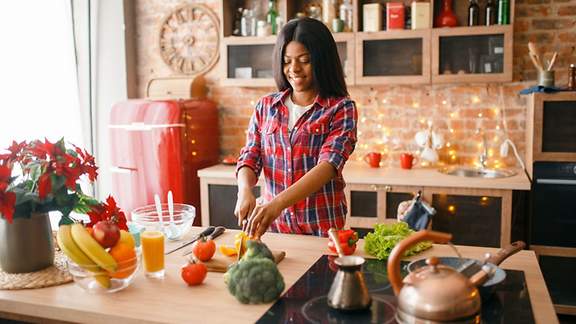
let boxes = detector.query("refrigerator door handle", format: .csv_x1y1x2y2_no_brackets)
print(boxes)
110,166,137,174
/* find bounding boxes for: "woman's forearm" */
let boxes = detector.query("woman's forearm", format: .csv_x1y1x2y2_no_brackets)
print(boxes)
237,166,258,192
272,161,336,209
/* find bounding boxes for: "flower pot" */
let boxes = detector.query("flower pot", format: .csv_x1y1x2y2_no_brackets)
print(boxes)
0,212,54,273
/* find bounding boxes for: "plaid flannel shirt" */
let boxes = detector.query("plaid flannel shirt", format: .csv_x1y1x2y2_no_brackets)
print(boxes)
236,90,357,237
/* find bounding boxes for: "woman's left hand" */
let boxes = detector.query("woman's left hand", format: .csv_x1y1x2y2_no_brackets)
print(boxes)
246,199,283,239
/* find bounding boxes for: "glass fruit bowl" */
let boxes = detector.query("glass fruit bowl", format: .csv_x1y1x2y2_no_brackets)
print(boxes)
131,203,196,241
67,248,141,293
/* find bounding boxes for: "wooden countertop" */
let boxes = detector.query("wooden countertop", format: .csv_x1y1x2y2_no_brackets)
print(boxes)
198,162,531,190
0,227,557,324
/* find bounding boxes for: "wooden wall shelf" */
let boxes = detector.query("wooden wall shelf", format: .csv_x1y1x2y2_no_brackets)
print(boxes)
218,0,514,87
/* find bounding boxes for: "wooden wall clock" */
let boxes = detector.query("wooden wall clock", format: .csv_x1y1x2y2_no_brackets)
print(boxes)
159,4,220,75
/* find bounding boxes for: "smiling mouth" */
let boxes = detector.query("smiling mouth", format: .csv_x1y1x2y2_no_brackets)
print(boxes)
290,75,305,81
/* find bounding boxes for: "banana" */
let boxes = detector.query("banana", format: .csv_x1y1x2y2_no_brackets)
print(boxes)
57,225,111,288
70,223,118,273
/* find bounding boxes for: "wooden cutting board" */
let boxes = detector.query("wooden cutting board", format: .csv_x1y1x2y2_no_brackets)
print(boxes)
205,251,286,273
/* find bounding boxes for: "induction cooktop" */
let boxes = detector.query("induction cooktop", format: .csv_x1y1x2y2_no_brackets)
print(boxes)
257,255,535,324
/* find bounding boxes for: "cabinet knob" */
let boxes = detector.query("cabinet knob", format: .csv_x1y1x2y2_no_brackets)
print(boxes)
371,185,378,191
385,185,391,192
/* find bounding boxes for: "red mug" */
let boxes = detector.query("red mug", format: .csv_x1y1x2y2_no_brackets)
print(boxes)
364,152,382,168
400,153,415,169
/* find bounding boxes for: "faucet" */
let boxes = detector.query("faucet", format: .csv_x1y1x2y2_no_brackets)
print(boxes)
476,128,488,169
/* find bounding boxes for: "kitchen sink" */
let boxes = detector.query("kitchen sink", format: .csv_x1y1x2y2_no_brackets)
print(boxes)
438,166,517,178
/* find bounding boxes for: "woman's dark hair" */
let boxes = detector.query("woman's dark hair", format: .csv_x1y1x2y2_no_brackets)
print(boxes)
273,17,348,98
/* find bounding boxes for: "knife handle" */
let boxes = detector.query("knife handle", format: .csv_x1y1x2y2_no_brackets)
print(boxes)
198,226,216,238
208,226,226,240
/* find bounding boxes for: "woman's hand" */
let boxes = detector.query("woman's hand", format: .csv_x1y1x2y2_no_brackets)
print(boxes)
246,199,283,239
234,188,256,227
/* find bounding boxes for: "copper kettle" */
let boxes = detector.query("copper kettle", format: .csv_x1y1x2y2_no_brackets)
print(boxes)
387,230,494,323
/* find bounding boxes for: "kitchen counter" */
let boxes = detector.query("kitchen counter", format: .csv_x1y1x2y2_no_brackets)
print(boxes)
198,162,531,190
0,228,557,324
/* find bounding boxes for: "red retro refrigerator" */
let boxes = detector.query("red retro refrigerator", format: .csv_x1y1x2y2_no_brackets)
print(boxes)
109,99,219,225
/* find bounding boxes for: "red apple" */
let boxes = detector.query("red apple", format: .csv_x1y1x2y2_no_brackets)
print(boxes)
92,220,120,248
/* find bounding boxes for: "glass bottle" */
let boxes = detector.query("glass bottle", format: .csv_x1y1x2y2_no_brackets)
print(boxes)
339,0,353,32
435,0,458,27
485,0,497,26
232,7,243,36
468,0,480,26
267,0,278,35
240,8,250,36
249,9,257,36
322,0,337,27
568,64,576,91
497,0,509,25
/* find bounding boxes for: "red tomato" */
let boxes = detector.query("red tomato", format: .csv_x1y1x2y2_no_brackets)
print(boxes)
192,236,216,262
181,262,207,286
328,229,358,255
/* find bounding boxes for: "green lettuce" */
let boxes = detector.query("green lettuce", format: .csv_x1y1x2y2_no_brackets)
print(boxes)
364,222,432,260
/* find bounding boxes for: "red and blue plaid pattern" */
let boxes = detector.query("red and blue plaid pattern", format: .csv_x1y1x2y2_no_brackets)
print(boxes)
236,90,357,237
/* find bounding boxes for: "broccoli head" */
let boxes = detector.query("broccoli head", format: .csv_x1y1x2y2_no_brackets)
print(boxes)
242,240,274,262
226,258,285,304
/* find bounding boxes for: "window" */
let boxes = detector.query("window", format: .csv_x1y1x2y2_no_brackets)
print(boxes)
0,1,84,149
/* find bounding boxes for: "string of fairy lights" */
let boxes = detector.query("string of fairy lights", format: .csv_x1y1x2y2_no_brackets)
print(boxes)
354,85,517,169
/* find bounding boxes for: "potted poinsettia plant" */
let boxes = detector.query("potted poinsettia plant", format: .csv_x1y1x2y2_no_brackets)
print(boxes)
0,138,99,273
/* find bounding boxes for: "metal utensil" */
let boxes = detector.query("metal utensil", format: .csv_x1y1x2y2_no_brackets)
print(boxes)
182,226,226,256
326,228,371,311
165,226,215,255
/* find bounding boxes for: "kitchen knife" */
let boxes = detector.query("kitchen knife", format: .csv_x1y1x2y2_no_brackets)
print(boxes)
182,226,226,256
165,226,215,255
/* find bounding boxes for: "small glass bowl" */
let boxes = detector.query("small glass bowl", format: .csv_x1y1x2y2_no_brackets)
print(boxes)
67,248,141,293
131,203,195,241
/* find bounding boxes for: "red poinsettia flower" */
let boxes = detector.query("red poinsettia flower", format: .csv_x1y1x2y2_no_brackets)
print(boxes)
0,140,26,162
0,165,15,223
87,195,128,230
38,173,52,200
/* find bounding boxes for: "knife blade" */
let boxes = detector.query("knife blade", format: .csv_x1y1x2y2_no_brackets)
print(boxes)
182,226,226,256
165,226,215,255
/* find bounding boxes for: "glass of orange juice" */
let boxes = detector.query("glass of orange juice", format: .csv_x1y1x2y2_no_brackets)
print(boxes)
141,231,165,279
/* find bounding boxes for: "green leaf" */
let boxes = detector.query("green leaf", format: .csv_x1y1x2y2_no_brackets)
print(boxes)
59,214,74,226
363,222,432,260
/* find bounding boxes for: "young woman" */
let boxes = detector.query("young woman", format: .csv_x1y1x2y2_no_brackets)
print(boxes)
234,17,357,238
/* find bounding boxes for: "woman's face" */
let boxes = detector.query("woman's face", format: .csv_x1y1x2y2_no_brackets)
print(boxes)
283,41,315,94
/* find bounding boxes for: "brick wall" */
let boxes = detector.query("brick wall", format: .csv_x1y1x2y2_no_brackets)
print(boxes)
134,0,576,168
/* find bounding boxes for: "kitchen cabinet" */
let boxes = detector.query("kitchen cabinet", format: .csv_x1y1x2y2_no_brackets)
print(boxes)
422,187,512,248
355,29,431,85
345,183,421,236
347,184,512,247
218,0,514,86
199,175,262,229
198,164,528,248
431,25,513,83
526,92,576,178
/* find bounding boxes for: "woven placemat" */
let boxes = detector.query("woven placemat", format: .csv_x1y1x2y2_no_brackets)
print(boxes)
0,250,73,290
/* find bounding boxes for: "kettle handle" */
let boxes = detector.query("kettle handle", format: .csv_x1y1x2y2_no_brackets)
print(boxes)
387,230,453,296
